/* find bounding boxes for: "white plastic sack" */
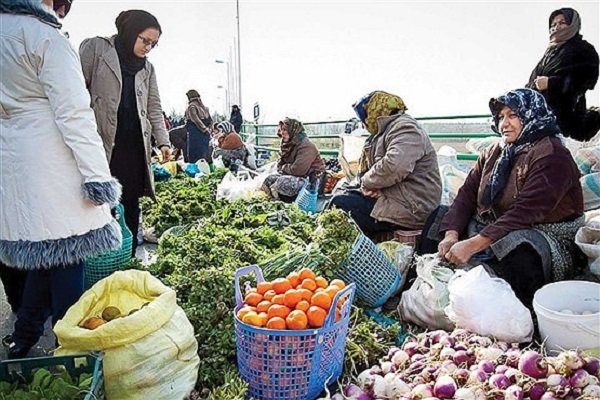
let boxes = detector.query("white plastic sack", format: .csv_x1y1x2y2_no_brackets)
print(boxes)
440,164,468,206
399,254,455,330
575,220,600,278
575,145,600,175
581,173,600,211
465,136,501,155
338,133,368,180
445,265,534,343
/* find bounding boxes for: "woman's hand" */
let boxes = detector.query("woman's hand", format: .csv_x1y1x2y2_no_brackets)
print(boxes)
443,234,493,266
160,146,172,163
534,76,549,91
361,186,382,198
438,230,459,258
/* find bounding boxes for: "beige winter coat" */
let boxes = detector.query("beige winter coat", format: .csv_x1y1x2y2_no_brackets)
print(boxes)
79,36,169,198
361,113,442,229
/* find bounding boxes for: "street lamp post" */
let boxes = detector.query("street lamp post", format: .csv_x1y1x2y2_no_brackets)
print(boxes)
217,85,229,117
215,59,231,112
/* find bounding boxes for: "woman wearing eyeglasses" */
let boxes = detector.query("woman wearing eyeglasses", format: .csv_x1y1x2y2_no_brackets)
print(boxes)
526,7,599,141
80,9,171,256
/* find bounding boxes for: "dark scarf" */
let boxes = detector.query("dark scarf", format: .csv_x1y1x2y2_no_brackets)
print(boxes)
548,8,580,48
483,89,561,206
114,10,162,76
279,118,307,161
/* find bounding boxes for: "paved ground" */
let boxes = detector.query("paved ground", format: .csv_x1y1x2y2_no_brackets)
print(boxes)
0,243,157,360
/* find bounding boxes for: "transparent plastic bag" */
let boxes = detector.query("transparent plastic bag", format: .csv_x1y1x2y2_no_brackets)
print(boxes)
445,265,534,343
398,254,455,330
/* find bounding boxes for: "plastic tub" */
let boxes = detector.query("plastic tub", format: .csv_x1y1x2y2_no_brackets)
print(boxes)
533,281,600,354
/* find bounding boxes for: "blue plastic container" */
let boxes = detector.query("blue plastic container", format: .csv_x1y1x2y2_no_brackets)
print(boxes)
295,179,319,214
234,265,355,400
338,233,401,307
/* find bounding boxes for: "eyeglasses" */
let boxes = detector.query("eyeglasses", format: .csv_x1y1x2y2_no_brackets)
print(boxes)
137,35,159,49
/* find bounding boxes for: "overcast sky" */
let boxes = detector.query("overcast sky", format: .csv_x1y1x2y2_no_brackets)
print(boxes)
63,0,599,124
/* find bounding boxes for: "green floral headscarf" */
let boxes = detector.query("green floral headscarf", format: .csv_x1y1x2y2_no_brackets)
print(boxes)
353,91,407,135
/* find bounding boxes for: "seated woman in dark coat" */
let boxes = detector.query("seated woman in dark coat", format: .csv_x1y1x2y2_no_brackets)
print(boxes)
261,118,325,201
526,7,599,141
419,88,584,306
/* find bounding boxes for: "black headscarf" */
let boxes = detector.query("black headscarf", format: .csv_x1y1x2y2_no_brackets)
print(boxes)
114,10,162,75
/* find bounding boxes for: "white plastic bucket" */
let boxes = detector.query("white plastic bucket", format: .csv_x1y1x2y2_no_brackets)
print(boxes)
533,281,600,355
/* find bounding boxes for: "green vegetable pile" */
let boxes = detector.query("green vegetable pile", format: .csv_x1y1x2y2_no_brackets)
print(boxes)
133,172,399,394
0,368,93,400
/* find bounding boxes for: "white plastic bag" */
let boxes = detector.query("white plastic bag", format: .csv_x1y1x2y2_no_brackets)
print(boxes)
338,133,368,180
581,173,600,211
465,136,501,155
399,254,455,330
445,265,534,343
244,132,258,170
377,241,414,291
575,220,600,279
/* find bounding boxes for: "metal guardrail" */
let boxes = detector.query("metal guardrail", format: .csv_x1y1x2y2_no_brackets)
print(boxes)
241,114,496,162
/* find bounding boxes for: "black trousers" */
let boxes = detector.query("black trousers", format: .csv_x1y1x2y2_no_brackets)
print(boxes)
120,197,141,258
0,262,27,313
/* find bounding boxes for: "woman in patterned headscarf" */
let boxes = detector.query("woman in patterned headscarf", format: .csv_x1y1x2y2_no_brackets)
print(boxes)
329,90,441,234
424,88,583,307
526,7,599,141
261,117,325,201
212,121,248,170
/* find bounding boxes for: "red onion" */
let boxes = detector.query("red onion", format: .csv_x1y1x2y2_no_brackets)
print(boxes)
584,356,600,377
392,350,410,367
478,360,495,374
403,341,419,357
453,350,471,366
412,353,426,363
583,384,600,397
387,346,401,358
450,328,471,339
433,375,457,399
569,368,590,388
504,367,519,384
528,383,547,400
439,335,455,348
556,350,584,372
420,366,439,382
331,394,345,400
412,383,434,399
407,361,426,374
454,343,468,352
452,368,470,386
518,351,548,379
428,330,448,344
439,347,456,360
540,391,558,400
468,369,487,384
343,383,365,397
504,384,524,400
546,373,568,389
489,373,510,390
504,349,521,368
439,360,458,375
454,387,476,400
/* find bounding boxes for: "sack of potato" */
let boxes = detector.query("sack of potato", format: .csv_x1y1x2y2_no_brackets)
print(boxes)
54,270,199,400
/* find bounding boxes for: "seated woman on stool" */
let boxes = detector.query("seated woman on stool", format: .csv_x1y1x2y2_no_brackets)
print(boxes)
261,118,325,202
330,90,442,234
418,88,584,307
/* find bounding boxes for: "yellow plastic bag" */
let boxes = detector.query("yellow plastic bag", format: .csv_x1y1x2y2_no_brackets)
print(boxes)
54,270,199,400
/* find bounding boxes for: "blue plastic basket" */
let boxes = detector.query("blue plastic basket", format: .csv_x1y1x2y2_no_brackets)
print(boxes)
234,265,355,400
295,179,319,214
84,204,132,289
337,233,401,308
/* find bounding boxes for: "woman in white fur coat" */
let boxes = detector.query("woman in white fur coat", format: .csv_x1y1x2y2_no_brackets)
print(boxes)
0,0,122,358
